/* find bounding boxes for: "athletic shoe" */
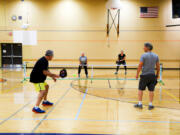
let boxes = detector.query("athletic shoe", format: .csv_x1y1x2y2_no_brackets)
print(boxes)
125,71,127,75
86,75,88,78
134,104,143,109
32,107,45,113
148,105,154,110
42,101,54,106
115,72,118,74
78,74,80,78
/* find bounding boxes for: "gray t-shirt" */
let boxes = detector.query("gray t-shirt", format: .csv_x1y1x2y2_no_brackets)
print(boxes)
79,56,87,65
140,52,159,75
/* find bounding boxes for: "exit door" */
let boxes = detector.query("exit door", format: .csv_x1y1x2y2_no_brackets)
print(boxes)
1,43,22,68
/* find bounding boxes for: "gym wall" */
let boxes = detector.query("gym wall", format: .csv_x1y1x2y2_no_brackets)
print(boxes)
0,0,179,68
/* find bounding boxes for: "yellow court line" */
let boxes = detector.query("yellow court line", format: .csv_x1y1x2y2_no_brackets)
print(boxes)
163,89,179,102
0,81,28,93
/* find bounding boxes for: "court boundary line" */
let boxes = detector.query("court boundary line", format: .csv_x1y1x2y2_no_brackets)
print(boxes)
0,117,180,124
72,82,180,103
72,83,180,91
162,89,179,102
71,81,180,110
75,88,88,120
31,87,71,133
1,82,24,93
0,83,57,126
0,99,34,126
0,80,32,126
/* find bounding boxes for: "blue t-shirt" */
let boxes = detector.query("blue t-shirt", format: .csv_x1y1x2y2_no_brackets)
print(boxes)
140,52,159,75
79,56,87,65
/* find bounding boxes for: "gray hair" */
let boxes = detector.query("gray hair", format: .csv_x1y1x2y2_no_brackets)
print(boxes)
45,50,54,56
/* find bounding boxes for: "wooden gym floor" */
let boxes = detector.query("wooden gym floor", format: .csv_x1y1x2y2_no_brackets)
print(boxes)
0,68,179,135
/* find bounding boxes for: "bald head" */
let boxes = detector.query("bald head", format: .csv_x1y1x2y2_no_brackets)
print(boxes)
81,53,85,57
121,50,124,54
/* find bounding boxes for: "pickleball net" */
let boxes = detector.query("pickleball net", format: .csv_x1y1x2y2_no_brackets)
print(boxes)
22,62,145,81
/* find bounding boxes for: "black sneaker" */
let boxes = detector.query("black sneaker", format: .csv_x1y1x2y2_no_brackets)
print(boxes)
148,105,154,110
134,104,143,109
115,72,118,74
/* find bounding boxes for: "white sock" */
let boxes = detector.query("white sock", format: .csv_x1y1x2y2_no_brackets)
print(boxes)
34,106,39,109
44,100,47,102
149,102,153,106
138,101,142,105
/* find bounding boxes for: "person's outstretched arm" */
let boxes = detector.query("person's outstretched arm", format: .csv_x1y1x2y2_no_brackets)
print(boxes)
43,70,59,82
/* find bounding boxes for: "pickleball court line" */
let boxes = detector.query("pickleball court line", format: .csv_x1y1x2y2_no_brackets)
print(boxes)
71,83,180,111
0,82,57,126
31,87,71,133
162,89,179,102
1,117,180,124
0,81,33,126
0,99,33,126
74,88,88,120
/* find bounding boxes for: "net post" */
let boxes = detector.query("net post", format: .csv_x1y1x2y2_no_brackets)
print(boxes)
160,64,163,81
22,61,27,82
159,63,163,101
91,65,94,83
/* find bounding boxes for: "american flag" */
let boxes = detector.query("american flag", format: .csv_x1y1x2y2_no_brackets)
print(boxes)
140,7,158,18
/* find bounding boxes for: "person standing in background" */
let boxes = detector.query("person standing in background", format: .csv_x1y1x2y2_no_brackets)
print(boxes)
115,50,127,75
78,53,88,78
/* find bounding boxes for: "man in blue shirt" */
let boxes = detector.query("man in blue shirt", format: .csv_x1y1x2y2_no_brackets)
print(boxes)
78,53,88,78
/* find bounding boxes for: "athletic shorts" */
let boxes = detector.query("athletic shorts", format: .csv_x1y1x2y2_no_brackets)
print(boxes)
116,61,126,65
139,74,157,91
33,82,48,92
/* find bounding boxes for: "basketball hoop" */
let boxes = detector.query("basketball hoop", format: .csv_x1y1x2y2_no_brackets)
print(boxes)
106,0,121,9
107,6,120,38
111,8,117,10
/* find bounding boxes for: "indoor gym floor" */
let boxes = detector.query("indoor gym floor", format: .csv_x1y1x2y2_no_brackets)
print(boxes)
0,68,179,135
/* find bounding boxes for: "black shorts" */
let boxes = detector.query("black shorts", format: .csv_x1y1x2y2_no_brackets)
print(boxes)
139,74,157,91
116,61,126,65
